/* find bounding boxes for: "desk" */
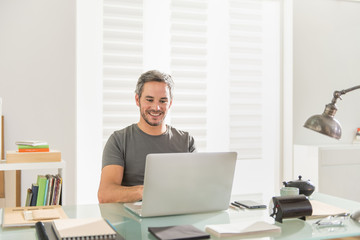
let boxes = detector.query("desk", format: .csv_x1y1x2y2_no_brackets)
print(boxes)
1,193,360,240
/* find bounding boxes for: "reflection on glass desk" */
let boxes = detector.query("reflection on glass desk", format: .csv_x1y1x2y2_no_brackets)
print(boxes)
1,192,360,240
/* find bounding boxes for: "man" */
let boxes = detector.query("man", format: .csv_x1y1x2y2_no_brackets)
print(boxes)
98,70,196,203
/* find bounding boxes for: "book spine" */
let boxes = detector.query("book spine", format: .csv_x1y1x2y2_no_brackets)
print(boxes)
36,176,47,206
25,188,33,207
43,177,49,206
56,177,63,205
30,184,39,206
52,175,63,205
52,177,60,205
18,145,49,149
47,176,54,205
18,148,50,152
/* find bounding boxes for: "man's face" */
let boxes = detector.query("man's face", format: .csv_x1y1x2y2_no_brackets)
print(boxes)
136,81,172,127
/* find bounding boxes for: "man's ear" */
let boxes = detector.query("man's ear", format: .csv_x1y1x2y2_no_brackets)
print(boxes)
135,94,140,107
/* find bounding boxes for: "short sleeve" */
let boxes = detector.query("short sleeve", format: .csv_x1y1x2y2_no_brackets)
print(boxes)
102,133,125,168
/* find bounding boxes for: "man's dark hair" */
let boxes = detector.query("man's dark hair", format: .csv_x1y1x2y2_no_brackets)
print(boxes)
135,70,174,99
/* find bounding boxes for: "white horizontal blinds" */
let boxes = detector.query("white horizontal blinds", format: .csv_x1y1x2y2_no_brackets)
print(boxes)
228,0,264,159
102,0,143,144
170,0,208,150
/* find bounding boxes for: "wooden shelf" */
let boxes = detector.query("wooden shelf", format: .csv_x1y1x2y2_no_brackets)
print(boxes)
0,160,65,207
0,160,65,171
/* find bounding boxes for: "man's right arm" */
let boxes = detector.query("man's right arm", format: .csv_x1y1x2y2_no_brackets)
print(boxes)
97,165,143,203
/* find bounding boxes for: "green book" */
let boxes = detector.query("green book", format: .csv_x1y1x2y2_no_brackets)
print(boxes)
18,145,49,149
36,175,48,206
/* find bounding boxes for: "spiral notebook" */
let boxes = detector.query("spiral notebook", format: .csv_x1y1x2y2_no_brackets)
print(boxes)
51,218,118,240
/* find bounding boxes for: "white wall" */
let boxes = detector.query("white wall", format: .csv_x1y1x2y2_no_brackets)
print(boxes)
293,0,360,145
0,0,76,205
76,0,103,205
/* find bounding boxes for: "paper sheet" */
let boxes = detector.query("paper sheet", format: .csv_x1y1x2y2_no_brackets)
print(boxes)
309,200,349,219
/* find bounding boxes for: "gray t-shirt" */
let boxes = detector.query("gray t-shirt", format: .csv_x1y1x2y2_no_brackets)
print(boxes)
102,124,196,186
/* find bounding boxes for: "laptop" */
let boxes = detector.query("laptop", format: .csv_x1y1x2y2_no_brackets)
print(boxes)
124,151,237,217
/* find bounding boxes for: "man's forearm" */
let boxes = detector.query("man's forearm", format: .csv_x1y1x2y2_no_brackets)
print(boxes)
98,184,143,203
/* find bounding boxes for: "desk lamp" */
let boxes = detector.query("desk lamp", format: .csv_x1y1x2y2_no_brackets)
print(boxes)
303,85,360,139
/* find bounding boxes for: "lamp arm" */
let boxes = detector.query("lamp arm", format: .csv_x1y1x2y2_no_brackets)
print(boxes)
331,85,360,104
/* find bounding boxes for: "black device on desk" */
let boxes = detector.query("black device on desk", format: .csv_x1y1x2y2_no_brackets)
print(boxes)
234,200,267,209
269,195,312,223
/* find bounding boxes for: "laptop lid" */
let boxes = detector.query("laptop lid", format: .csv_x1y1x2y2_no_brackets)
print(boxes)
125,152,237,217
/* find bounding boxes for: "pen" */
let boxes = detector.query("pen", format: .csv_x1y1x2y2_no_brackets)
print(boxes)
231,202,245,210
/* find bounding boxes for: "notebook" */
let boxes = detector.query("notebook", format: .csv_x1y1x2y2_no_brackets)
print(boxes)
51,218,117,240
148,225,210,240
205,221,281,238
124,152,237,217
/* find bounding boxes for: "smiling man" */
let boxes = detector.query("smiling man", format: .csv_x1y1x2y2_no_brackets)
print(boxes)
98,70,197,203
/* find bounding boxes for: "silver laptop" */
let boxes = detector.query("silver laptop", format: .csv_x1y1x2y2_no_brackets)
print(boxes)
124,152,237,217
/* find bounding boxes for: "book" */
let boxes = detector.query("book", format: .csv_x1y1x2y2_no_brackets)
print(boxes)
18,148,50,152
15,140,48,146
46,175,55,206
36,175,48,206
43,176,49,205
6,150,61,163
18,144,49,149
48,174,62,205
51,218,117,240
26,174,63,207
25,188,33,206
53,175,62,205
30,184,39,206
148,225,210,240
56,176,63,205
205,221,281,238
43,175,51,205
18,144,50,152
51,176,58,205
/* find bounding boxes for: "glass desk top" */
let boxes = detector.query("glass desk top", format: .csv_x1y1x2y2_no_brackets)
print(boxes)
1,192,360,240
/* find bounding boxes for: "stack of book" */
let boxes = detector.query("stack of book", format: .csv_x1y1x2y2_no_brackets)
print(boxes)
16,140,49,152
25,174,63,206
6,140,61,163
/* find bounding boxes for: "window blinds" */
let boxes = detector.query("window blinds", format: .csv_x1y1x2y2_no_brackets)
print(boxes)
102,0,279,160
170,0,208,150
229,0,264,159
103,0,143,144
